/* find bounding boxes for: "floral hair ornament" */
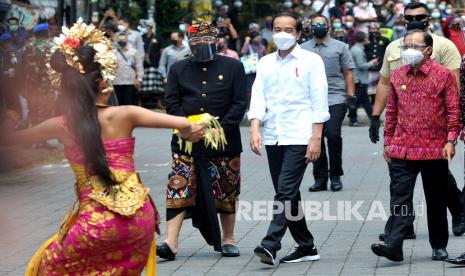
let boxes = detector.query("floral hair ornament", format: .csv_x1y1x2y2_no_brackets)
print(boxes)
49,18,117,92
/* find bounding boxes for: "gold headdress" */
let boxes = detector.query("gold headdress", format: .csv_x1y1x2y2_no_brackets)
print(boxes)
49,18,117,92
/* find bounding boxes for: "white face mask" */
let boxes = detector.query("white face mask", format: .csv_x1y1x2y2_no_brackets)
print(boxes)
118,25,126,33
402,48,425,66
273,32,296,50
303,0,311,6
345,21,354,28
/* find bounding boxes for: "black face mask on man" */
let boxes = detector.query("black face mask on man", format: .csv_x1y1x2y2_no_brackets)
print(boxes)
406,20,429,31
191,43,217,62
312,25,329,38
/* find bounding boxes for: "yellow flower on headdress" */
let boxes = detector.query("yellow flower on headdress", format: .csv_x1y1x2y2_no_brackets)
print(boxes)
48,17,117,92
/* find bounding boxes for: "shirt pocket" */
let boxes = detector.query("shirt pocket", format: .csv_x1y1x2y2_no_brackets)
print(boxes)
386,53,402,71
323,56,341,77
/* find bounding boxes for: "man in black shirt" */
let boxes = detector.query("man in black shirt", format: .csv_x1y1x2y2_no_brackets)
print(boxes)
157,22,247,260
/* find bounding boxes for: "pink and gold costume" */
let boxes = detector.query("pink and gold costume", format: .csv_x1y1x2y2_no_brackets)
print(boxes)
26,119,158,275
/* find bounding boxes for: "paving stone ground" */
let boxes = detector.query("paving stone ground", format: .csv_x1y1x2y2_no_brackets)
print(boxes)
1,125,465,276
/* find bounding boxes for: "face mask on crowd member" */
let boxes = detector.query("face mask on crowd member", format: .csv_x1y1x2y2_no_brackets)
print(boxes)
8,24,18,32
453,17,462,30
333,21,342,29
431,10,441,19
303,0,312,6
359,0,369,9
117,35,128,48
217,37,227,51
179,23,187,33
190,36,217,62
311,20,329,39
273,32,297,50
427,3,436,10
345,1,354,8
117,19,129,33
404,6,430,31
401,32,432,66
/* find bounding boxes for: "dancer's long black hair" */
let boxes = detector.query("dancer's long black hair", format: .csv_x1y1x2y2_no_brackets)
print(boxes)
50,46,116,187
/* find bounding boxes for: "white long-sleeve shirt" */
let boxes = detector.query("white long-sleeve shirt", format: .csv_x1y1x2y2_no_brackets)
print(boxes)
247,44,330,145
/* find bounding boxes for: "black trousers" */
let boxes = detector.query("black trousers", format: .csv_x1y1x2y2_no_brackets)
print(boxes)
384,159,448,250
313,103,347,179
261,145,314,252
383,169,464,236
348,83,373,123
114,85,136,105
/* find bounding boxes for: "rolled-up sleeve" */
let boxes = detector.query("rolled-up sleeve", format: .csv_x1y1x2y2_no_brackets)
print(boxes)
308,55,330,123
247,61,266,121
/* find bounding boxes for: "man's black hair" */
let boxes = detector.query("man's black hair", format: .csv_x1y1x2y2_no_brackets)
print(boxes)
272,13,302,32
404,2,430,15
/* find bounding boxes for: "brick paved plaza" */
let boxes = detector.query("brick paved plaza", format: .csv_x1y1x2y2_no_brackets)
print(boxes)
1,126,465,275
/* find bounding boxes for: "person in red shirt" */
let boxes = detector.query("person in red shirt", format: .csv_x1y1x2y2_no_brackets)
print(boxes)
371,30,462,263
442,14,465,57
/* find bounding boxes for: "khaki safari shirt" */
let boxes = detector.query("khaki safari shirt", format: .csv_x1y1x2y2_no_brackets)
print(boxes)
380,32,461,78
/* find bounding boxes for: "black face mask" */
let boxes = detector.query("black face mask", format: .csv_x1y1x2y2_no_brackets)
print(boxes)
312,26,328,38
171,39,178,46
118,41,127,48
191,43,217,62
217,43,225,51
302,26,311,34
369,32,379,41
406,20,429,31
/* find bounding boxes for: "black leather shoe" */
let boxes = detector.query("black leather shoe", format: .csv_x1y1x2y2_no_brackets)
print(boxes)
378,232,416,241
445,252,465,265
371,244,403,262
452,214,465,236
330,175,343,191
222,244,240,257
309,178,328,192
156,242,176,261
432,248,448,260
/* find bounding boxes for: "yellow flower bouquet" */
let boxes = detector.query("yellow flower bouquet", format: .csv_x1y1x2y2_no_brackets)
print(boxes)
173,113,227,155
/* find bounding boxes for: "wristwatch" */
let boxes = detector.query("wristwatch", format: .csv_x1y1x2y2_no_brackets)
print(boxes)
448,139,458,145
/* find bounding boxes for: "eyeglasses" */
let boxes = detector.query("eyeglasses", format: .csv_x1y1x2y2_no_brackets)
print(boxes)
404,14,429,22
189,36,217,44
400,44,428,50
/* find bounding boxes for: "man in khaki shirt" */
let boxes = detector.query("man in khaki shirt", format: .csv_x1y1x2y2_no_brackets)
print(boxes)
368,2,465,242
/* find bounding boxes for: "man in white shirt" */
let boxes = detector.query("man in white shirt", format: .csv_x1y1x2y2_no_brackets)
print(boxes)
248,13,330,266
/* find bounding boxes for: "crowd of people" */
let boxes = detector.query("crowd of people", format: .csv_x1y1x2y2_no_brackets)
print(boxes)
2,0,465,275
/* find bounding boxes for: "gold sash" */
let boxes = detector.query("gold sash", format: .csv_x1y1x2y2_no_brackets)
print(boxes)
88,170,150,217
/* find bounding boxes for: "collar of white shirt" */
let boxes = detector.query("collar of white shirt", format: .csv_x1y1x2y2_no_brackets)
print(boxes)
275,43,306,61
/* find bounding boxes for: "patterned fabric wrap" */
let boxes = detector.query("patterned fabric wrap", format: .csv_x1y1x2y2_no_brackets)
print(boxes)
187,22,218,38
140,66,164,94
28,125,158,275
384,59,462,160
166,153,240,212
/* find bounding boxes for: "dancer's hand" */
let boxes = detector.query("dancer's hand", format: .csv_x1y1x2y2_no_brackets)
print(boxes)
306,137,321,163
184,124,205,143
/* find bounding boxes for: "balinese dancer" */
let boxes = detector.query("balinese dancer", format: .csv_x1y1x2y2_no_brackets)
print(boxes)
158,22,247,260
5,19,203,275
